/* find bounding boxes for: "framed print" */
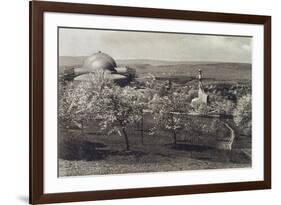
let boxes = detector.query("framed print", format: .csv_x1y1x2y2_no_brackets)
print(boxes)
30,1,271,204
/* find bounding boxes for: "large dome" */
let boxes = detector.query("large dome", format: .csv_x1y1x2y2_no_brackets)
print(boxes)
82,51,117,73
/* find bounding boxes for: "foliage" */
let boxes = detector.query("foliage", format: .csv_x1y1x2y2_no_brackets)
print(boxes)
89,74,146,150
187,88,198,102
191,100,211,115
233,94,252,135
59,70,148,150
88,71,114,94
209,95,236,115
59,66,252,151
58,81,92,134
190,93,235,116
149,91,191,145
144,74,157,89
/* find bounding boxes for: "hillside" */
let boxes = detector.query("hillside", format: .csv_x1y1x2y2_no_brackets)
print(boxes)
59,56,251,81
59,56,239,67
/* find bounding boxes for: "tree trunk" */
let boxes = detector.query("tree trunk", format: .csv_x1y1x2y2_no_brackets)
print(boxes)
122,127,130,151
170,113,177,146
141,112,144,145
173,130,177,146
81,121,85,137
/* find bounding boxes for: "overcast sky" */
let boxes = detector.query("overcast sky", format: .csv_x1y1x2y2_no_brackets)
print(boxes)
59,28,252,63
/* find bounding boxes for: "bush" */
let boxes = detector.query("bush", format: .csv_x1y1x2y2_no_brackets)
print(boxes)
233,94,252,135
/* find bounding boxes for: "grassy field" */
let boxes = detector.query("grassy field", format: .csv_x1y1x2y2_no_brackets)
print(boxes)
58,116,251,177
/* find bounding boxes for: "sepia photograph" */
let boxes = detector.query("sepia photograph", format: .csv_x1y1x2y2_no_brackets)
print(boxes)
58,27,252,177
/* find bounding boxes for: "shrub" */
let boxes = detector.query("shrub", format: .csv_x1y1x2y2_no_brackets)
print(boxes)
233,94,252,135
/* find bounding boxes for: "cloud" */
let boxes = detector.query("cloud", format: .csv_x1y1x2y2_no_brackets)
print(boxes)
59,28,252,63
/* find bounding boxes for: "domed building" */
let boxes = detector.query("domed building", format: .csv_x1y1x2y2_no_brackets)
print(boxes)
72,51,133,85
77,51,117,74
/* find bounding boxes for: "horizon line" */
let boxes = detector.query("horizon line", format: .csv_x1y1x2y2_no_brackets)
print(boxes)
59,56,251,64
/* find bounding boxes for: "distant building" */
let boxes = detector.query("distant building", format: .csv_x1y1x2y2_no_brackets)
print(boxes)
191,69,209,105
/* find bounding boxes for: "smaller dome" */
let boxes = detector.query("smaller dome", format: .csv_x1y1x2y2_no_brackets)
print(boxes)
83,51,117,73
74,73,127,82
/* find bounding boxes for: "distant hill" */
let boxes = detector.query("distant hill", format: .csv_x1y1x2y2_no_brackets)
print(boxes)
116,59,220,66
59,56,86,67
59,56,235,67
59,56,251,80
132,63,251,80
